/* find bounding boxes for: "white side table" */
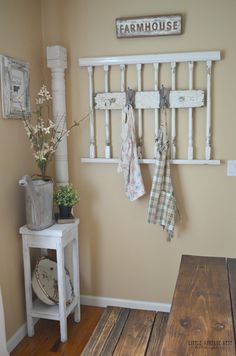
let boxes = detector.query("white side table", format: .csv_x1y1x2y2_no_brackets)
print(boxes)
19,219,80,342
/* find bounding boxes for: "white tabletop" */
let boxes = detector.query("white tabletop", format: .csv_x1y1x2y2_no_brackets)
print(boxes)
19,219,80,237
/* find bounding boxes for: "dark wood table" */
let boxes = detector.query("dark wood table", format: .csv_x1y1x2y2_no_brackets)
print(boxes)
161,255,236,355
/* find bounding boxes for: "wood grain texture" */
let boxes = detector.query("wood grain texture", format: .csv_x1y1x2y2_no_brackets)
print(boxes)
113,309,156,356
81,306,128,356
11,306,104,356
160,255,236,356
146,312,169,356
227,258,236,340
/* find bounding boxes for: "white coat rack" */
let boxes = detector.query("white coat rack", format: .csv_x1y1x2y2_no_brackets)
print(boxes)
79,51,221,165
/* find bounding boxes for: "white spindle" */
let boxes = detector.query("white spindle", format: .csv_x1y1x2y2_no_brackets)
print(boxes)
136,63,143,158
120,64,126,155
120,64,125,92
88,66,95,158
171,62,177,159
104,65,111,158
188,61,194,159
154,63,159,158
206,61,212,160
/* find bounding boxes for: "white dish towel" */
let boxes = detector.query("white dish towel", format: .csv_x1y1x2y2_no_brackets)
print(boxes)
118,104,145,201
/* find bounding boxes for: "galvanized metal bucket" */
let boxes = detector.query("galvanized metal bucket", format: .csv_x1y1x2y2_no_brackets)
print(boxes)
19,175,55,230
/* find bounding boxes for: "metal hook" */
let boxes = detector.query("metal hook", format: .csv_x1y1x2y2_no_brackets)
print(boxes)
160,85,170,109
126,87,134,107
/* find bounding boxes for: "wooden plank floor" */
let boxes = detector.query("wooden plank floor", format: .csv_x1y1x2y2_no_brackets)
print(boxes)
11,306,169,356
11,306,104,356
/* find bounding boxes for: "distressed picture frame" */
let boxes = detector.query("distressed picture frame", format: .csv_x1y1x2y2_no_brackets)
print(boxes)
0,55,30,119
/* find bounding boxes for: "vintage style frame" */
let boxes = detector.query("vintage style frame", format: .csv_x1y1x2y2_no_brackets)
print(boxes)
0,55,30,119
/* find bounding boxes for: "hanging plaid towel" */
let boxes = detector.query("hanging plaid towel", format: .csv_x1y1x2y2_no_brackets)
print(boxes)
147,109,177,239
118,104,145,201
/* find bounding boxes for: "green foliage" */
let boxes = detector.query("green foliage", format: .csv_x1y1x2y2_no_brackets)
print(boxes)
54,184,80,207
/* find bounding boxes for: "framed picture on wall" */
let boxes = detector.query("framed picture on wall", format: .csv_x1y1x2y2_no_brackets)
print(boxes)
0,55,30,119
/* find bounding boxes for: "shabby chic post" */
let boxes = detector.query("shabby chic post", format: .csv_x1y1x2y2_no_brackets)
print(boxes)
47,45,69,184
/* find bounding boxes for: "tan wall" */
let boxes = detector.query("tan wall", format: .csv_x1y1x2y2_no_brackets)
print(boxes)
2,0,236,343
0,0,44,339
41,0,236,306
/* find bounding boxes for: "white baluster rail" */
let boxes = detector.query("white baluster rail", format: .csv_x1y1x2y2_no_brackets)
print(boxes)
171,62,177,159
88,66,96,159
153,63,159,158
188,61,194,160
104,65,111,158
136,63,143,158
79,51,221,165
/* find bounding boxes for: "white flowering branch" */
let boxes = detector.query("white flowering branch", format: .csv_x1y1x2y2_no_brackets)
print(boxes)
21,85,88,180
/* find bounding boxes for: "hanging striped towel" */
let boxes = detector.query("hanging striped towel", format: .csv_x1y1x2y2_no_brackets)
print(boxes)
147,109,177,239
118,104,145,201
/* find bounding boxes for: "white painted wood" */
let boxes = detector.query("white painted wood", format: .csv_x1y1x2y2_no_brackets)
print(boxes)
120,64,127,162
22,238,34,337
31,298,78,320
95,92,126,109
206,60,212,160
136,63,143,158
79,51,221,165
95,90,203,110
72,226,80,323
79,51,221,67
88,66,96,158
169,90,204,108
81,294,171,313
135,91,160,109
188,61,194,160
171,62,177,159
47,46,69,185
6,318,38,353
154,63,159,158
81,157,220,165
104,65,111,158
120,64,126,92
0,288,9,356
19,220,80,343
56,242,67,342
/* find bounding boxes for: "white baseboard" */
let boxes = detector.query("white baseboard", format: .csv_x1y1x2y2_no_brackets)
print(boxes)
7,318,38,354
81,295,171,313
8,296,170,353
7,322,27,353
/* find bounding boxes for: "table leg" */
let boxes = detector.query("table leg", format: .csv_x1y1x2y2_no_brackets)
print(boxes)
56,243,67,342
72,229,81,323
22,238,34,337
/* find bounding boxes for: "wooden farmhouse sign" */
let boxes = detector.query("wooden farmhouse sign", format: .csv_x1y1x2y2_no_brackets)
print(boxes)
116,15,182,38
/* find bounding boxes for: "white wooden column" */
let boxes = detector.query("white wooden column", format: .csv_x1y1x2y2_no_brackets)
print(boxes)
206,60,212,160
88,66,96,158
136,63,143,158
154,63,159,158
188,61,194,159
171,62,177,159
104,65,111,158
47,46,69,184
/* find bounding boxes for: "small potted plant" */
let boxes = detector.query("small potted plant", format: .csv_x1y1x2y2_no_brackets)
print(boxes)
54,184,80,218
